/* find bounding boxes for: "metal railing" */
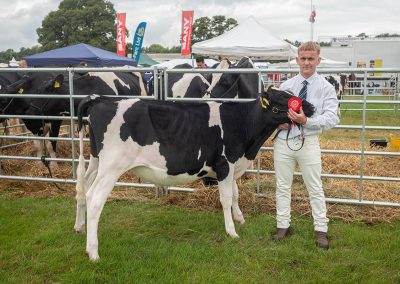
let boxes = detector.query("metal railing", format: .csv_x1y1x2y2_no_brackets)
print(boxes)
0,66,399,207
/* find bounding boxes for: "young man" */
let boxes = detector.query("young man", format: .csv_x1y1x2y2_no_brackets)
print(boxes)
272,41,339,249
195,56,208,68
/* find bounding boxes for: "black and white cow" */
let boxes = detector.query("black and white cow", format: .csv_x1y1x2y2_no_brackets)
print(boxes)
0,71,148,167
325,75,343,100
206,57,259,99
325,75,343,116
150,57,259,99
0,73,64,163
74,86,315,260
0,72,24,129
154,63,210,99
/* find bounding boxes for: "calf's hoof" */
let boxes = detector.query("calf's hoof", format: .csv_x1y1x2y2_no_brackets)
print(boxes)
226,230,239,238
233,214,245,224
74,224,85,233
86,249,100,261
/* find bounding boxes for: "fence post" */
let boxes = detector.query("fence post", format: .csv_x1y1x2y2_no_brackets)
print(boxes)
358,71,368,201
68,69,76,179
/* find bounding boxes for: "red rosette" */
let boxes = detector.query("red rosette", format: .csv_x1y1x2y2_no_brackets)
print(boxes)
288,97,302,112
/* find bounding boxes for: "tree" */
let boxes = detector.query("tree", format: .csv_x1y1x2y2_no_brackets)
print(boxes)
375,33,400,38
37,0,119,52
18,46,42,58
0,49,18,63
146,44,167,53
284,39,302,47
192,15,237,44
356,32,368,39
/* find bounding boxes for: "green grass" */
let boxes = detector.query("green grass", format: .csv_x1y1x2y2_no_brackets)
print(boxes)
339,95,400,127
1,193,400,283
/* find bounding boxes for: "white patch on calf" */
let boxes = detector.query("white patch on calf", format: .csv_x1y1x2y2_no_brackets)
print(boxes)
98,99,211,186
207,102,222,128
197,148,201,160
89,72,129,94
233,156,252,179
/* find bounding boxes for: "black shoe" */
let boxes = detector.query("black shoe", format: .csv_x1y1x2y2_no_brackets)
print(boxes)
272,227,291,241
314,231,329,250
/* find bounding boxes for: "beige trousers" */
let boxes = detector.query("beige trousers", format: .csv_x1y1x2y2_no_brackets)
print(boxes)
273,135,329,232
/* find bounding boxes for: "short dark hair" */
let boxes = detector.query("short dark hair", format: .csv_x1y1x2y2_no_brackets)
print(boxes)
196,56,205,63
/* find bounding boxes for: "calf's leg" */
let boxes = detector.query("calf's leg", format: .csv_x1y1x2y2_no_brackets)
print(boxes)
232,180,245,224
217,166,238,238
85,170,121,261
74,155,98,233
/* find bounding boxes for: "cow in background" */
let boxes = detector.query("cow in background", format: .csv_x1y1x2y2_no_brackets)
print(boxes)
149,57,260,100
0,71,148,168
0,72,25,134
325,75,343,116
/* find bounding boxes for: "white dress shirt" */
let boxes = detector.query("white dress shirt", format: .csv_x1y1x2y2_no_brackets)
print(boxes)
278,72,339,139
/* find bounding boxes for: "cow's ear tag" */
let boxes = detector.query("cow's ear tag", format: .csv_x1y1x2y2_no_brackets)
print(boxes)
18,88,24,94
54,81,61,88
260,97,269,109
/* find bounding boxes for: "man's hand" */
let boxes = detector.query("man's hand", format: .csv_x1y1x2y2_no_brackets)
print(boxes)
288,107,307,125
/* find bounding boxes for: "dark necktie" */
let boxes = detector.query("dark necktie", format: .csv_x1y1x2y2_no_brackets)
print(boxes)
298,80,308,101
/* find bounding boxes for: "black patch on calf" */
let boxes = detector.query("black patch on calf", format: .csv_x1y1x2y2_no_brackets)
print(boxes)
120,100,226,178
87,100,119,157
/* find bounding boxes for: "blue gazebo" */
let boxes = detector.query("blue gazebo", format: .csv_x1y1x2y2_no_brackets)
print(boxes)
24,43,136,67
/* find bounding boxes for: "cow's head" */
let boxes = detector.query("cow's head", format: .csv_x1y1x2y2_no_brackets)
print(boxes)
21,74,65,136
208,57,258,99
32,74,65,95
0,75,33,116
260,86,315,125
25,74,65,112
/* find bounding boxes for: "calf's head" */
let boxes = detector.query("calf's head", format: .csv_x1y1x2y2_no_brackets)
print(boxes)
260,86,315,125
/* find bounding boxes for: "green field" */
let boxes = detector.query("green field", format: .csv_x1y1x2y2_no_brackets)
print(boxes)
1,193,399,284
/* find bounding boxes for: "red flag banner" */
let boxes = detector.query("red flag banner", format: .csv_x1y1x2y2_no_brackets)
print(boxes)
116,13,127,56
181,10,194,56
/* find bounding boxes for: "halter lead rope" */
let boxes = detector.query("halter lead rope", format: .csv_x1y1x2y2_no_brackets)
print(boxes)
32,101,66,192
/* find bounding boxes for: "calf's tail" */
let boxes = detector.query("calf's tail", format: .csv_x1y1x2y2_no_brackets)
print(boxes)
75,126,86,204
75,96,96,205
77,95,97,132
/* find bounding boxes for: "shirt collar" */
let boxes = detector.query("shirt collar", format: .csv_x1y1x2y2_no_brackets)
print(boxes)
299,72,318,85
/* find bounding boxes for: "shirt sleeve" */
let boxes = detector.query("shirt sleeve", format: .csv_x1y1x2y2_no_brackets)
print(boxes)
304,84,340,131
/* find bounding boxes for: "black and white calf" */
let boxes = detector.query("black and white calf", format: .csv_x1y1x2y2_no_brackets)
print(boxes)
74,86,315,260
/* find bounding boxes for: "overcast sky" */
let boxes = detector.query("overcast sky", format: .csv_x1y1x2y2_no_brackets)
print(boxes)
1,0,399,52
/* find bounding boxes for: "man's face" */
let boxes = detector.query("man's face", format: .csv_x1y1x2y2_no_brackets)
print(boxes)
196,62,206,68
295,50,320,78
